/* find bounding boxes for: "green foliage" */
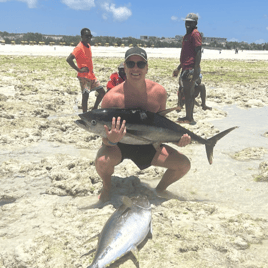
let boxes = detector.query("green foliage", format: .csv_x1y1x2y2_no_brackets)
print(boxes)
3,31,266,49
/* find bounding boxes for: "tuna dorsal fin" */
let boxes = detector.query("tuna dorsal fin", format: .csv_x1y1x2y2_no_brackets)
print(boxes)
157,106,181,117
121,196,133,208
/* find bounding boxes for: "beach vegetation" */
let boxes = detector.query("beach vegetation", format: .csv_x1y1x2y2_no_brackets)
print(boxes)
254,175,268,182
1,31,267,50
2,56,268,91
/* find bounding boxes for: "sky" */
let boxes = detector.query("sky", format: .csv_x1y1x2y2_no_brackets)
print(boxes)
0,0,268,44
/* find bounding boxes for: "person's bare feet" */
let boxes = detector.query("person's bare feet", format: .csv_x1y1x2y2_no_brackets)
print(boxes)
176,117,196,125
202,104,212,111
98,187,111,203
154,187,176,200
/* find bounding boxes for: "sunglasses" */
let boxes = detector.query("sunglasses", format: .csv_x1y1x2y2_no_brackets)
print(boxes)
125,61,147,69
84,35,92,38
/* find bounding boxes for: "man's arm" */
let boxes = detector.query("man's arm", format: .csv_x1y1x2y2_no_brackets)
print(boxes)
192,46,201,81
66,53,89,73
172,63,181,77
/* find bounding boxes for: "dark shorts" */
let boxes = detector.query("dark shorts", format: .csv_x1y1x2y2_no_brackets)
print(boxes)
179,71,203,98
117,143,157,170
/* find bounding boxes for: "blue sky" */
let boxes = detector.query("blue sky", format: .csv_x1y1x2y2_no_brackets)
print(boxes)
1,0,268,44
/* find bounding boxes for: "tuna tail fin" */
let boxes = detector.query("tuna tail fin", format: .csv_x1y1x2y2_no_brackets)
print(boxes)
205,126,238,164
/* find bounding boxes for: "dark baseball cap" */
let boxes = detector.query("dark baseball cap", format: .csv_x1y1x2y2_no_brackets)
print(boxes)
118,62,124,69
125,47,147,61
184,13,198,22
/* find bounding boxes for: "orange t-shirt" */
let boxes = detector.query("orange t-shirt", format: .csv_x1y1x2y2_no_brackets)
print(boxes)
72,41,96,80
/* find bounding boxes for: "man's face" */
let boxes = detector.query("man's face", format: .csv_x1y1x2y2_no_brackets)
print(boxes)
118,68,126,79
81,31,92,44
185,21,196,33
124,55,148,80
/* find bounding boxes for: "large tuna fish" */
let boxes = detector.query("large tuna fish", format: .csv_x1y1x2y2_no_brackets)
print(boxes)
86,196,152,268
75,108,237,164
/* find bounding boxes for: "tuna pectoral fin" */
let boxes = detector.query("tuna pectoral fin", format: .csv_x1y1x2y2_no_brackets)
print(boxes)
81,248,96,258
125,132,152,143
82,233,99,245
205,126,238,164
81,234,99,258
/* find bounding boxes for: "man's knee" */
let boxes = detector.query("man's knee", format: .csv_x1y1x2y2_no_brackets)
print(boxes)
95,147,121,171
179,155,191,174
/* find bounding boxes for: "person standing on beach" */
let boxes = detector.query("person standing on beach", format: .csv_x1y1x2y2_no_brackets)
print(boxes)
106,62,126,91
66,28,105,113
95,47,191,202
173,13,202,125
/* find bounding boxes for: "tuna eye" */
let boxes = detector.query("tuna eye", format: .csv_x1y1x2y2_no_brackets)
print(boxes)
91,120,97,126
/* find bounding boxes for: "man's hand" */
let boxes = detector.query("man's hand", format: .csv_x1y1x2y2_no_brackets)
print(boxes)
79,67,89,73
104,117,126,144
177,134,191,147
172,69,180,77
191,68,200,83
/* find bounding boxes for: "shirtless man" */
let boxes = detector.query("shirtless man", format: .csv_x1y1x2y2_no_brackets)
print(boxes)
95,47,191,202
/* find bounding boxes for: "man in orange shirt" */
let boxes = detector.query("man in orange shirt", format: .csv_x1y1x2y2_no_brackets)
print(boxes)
106,62,126,91
67,28,105,113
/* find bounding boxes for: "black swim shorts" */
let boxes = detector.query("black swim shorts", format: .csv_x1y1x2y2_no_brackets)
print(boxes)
117,142,157,170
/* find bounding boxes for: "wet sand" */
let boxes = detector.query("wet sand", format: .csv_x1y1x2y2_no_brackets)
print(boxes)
0,46,268,268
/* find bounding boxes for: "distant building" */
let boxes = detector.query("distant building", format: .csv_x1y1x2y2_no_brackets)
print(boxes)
140,36,158,41
2,34,23,40
43,35,65,41
175,35,183,41
161,38,178,43
203,37,227,45
141,35,226,45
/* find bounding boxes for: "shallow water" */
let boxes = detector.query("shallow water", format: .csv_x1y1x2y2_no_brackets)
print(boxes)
212,105,268,152
1,104,267,218
0,140,96,164
0,198,16,207
164,105,268,218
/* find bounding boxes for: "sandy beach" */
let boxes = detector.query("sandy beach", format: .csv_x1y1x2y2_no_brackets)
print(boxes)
2,43,268,60
0,45,268,268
